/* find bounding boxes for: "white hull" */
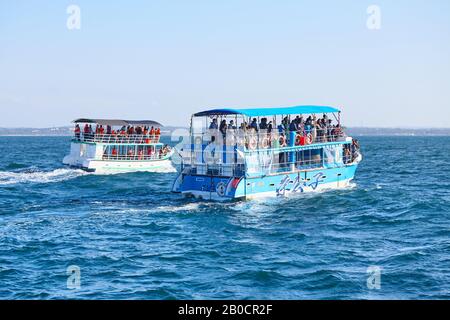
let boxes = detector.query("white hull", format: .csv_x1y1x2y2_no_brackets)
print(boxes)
64,159,175,174
63,142,175,174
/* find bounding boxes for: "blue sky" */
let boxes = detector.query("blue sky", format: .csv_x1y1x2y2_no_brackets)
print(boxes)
1,0,449,127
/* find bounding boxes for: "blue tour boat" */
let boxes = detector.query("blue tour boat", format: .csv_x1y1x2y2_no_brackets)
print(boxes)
172,105,362,200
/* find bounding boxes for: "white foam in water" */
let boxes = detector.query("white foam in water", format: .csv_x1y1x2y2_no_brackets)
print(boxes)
0,168,87,185
155,203,200,213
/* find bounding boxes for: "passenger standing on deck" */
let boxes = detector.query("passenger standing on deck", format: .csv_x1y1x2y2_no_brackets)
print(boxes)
155,128,161,142
74,124,81,140
250,118,258,132
219,120,227,135
334,124,343,139
228,120,236,129
209,119,218,130
304,116,312,134
268,121,273,134
280,117,288,134
149,126,155,140
327,119,333,141
311,115,317,143
289,119,298,133
344,146,351,164
127,148,134,160
315,119,323,143
147,146,153,157
278,133,287,167
259,118,268,130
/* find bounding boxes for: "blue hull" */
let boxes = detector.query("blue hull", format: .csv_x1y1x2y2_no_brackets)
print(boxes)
173,164,358,201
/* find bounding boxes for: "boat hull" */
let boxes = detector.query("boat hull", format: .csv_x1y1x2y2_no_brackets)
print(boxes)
65,159,175,174
63,142,175,173
173,164,359,201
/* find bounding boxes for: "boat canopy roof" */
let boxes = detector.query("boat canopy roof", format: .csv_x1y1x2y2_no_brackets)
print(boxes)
194,105,340,117
73,118,163,126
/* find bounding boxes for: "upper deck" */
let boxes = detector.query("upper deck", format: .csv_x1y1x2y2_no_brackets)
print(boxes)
180,105,360,177
72,118,163,145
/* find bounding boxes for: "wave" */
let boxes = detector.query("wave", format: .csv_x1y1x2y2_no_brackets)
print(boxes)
3,162,28,170
0,168,87,185
154,203,200,213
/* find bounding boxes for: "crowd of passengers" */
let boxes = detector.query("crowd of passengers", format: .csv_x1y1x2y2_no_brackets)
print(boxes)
208,114,345,146
103,145,172,160
208,114,360,165
73,124,161,142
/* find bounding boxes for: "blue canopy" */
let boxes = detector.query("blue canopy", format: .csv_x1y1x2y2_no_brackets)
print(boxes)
194,105,340,117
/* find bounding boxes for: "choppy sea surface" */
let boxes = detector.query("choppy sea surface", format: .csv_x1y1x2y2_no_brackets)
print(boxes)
0,136,449,300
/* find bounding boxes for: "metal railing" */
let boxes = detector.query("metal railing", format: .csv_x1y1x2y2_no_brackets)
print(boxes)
102,153,170,161
192,130,347,151
179,142,360,178
73,133,161,144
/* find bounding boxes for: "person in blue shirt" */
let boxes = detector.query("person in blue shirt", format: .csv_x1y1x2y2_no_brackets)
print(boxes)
250,118,258,131
228,120,236,129
259,118,268,130
289,119,298,132
209,118,218,130
277,124,284,134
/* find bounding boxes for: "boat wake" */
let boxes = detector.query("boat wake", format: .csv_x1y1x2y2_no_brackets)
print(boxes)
155,203,201,213
0,168,87,185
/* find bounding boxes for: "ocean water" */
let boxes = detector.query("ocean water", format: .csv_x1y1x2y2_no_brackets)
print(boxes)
0,135,449,300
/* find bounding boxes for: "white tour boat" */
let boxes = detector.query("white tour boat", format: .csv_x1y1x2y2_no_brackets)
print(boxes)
63,118,175,173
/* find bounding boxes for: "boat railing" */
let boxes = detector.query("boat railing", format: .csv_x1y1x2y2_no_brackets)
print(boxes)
73,133,161,144
192,130,347,151
182,163,246,177
101,153,169,161
181,138,358,178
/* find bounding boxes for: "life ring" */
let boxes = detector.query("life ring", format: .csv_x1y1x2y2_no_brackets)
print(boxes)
279,135,286,146
248,136,257,150
216,182,226,197
306,133,313,145
261,137,270,148
295,134,302,146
